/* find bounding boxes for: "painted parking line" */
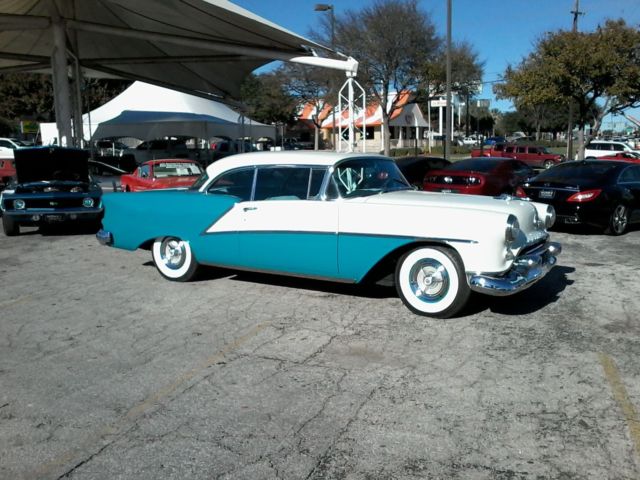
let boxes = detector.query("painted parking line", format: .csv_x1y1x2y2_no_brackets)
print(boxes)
33,321,270,478
599,352,640,459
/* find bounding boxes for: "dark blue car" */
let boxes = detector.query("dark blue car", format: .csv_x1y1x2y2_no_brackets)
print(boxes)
0,147,103,236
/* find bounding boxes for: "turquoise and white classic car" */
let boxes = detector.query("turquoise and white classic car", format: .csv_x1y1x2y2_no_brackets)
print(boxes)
97,152,561,318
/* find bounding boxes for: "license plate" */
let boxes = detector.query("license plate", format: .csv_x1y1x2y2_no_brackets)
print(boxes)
46,214,64,222
539,190,555,199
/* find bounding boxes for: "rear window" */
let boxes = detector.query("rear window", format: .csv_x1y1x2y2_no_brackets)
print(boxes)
534,162,619,182
445,159,501,173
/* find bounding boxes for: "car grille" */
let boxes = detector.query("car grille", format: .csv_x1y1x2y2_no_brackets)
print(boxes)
23,197,88,209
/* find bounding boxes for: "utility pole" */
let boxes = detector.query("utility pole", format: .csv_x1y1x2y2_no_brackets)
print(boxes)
444,0,452,161
566,0,583,160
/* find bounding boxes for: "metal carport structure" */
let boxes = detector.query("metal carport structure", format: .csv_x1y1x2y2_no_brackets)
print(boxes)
0,0,359,149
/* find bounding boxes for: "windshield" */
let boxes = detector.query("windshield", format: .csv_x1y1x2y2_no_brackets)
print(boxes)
154,162,202,177
189,172,209,190
330,157,411,198
445,158,501,172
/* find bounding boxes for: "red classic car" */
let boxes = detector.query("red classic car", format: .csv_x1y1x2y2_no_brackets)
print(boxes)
120,159,203,192
423,157,534,196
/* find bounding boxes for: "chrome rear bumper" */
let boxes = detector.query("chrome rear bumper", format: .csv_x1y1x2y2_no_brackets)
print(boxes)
468,242,561,296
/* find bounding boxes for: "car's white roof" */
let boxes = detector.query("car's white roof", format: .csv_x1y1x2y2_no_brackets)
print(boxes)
205,151,386,178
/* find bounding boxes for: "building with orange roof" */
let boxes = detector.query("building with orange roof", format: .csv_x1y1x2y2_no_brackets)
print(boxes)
295,90,465,152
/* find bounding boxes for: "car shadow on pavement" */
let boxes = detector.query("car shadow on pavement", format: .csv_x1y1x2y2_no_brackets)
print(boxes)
38,224,101,236
225,270,396,299
463,265,575,316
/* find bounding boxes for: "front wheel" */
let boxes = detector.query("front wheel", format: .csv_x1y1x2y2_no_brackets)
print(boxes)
605,204,628,235
152,236,200,281
395,246,470,318
2,215,19,236
543,160,555,169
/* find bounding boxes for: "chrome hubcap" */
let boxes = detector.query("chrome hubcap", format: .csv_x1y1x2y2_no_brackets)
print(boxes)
409,259,449,303
160,238,186,270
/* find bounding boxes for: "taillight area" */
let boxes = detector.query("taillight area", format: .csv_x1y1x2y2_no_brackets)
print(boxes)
567,189,602,202
514,186,528,198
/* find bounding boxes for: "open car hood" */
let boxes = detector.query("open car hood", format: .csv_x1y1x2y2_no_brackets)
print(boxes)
14,147,90,184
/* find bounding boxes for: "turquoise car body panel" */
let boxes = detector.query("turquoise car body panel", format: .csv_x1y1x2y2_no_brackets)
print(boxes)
101,190,416,282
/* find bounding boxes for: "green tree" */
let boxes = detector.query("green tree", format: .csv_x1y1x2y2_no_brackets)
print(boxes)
495,19,640,157
240,72,297,128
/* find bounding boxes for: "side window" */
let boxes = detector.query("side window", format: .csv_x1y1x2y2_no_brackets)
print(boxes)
140,165,151,178
619,166,640,183
0,140,10,148
254,167,311,201
505,146,514,153
613,143,624,152
207,168,255,201
528,147,538,154
309,168,326,198
516,146,526,154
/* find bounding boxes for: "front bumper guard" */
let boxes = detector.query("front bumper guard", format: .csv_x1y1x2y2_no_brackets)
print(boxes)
96,229,113,246
468,242,561,296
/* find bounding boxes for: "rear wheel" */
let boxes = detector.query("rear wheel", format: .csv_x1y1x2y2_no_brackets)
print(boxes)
605,204,628,235
395,246,470,318
152,236,200,281
2,215,19,236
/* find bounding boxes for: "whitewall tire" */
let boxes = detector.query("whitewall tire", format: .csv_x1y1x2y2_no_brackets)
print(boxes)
152,236,200,281
395,246,470,318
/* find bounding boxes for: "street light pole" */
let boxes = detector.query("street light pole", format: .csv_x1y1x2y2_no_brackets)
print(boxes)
567,0,583,160
315,4,336,150
444,0,452,161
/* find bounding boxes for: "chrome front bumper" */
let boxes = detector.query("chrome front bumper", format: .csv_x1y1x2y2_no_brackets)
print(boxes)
468,241,562,296
96,229,113,246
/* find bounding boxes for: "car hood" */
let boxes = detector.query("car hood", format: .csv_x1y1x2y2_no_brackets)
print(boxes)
360,189,523,211
14,147,90,184
357,189,545,237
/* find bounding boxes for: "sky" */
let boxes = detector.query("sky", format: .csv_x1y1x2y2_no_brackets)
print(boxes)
231,0,640,132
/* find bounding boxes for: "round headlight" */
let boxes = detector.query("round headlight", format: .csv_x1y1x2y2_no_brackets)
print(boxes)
545,205,556,229
13,199,25,209
505,214,520,243
82,197,94,208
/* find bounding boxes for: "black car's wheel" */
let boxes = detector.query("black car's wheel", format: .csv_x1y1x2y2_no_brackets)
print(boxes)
2,215,19,236
543,160,555,169
152,236,200,281
605,204,628,236
395,246,470,318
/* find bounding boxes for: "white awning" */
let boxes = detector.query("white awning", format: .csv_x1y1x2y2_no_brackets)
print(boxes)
0,0,354,100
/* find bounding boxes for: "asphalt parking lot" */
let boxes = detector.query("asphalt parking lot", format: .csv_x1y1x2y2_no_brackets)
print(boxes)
1,225,639,479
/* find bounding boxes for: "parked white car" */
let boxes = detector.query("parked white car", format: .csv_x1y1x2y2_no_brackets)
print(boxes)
97,152,561,318
0,137,27,159
583,140,637,159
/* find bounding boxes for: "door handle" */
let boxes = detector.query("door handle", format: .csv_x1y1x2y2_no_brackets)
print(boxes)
243,206,257,212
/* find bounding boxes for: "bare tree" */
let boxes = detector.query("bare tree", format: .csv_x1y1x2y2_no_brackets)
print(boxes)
334,0,441,155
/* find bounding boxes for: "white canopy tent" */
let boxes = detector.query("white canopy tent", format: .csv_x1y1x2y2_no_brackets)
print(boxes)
39,81,276,145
